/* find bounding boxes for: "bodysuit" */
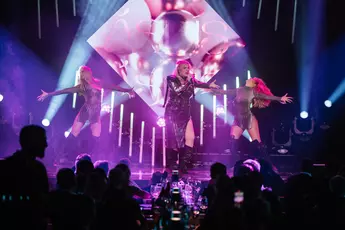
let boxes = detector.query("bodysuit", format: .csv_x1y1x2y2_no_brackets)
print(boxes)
164,75,210,149
218,86,281,130
49,83,130,124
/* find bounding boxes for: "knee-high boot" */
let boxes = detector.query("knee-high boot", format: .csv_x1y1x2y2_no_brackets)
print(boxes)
64,134,78,161
230,136,244,160
90,136,101,159
166,148,178,170
179,145,193,174
252,140,269,160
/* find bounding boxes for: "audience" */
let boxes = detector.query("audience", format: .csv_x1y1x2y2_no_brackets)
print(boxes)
1,125,344,230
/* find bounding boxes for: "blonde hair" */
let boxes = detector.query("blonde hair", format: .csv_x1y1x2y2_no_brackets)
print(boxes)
172,60,193,76
75,66,100,92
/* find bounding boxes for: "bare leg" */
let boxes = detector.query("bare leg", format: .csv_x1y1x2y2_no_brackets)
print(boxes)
185,119,195,147
71,119,84,137
247,116,261,142
230,125,244,139
90,122,101,137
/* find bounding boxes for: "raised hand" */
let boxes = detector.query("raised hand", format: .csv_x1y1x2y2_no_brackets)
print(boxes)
209,80,220,89
37,90,49,102
281,93,293,104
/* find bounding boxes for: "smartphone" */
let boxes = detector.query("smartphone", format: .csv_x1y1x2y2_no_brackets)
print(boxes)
234,191,244,206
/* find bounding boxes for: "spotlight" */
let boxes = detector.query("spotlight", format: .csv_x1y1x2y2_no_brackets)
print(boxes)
300,111,308,119
272,123,292,154
216,105,225,116
64,131,70,138
0,94,3,102
42,119,50,127
324,100,332,108
156,117,166,127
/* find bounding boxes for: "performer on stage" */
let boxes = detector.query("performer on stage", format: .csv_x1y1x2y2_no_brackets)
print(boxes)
37,65,134,156
163,60,220,173
214,77,292,159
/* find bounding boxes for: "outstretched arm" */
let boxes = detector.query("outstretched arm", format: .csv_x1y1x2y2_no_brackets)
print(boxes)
102,83,133,92
48,86,81,96
192,78,210,89
254,92,281,102
211,89,237,97
38,86,81,102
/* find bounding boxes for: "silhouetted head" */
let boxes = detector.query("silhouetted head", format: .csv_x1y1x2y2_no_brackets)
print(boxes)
329,175,345,197
108,167,127,189
56,168,76,190
19,125,47,159
94,160,109,176
115,163,131,184
76,159,94,176
210,162,227,180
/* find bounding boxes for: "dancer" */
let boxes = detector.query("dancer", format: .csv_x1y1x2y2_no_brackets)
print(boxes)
213,77,292,159
37,65,134,156
163,60,220,173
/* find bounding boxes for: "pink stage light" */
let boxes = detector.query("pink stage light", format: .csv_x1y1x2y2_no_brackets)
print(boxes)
156,117,166,127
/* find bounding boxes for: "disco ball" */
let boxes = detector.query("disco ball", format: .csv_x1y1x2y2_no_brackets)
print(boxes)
151,10,200,58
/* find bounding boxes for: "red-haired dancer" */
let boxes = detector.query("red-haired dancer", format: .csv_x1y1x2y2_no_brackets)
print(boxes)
37,66,134,156
214,77,292,159
163,60,220,173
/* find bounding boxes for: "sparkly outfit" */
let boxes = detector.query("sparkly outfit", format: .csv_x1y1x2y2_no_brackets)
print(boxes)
218,86,281,129
49,83,130,124
164,75,210,149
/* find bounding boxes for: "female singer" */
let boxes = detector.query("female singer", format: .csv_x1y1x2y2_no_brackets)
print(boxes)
37,65,134,155
163,60,220,173
214,77,293,159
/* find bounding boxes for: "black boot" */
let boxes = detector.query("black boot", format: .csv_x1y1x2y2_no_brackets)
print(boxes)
90,136,101,160
166,148,178,170
252,140,269,161
64,134,78,161
230,136,244,160
179,145,193,174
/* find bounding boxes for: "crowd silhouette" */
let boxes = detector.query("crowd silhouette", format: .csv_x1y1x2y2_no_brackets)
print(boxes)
0,125,344,230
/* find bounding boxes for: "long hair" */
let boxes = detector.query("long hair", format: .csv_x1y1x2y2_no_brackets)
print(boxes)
76,66,101,91
172,60,193,76
164,60,193,107
252,77,274,108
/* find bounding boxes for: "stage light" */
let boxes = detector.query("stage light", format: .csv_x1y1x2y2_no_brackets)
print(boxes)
247,70,251,79
236,76,240,88
64,131,70,138
236,41,245,47
129,112,134,157
42,119,50,127
293,116,315,141
272,123,292,154
216,105,225,116
324,100,332,108
0,94,3,102
300,111,308,119
157,117,166,127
